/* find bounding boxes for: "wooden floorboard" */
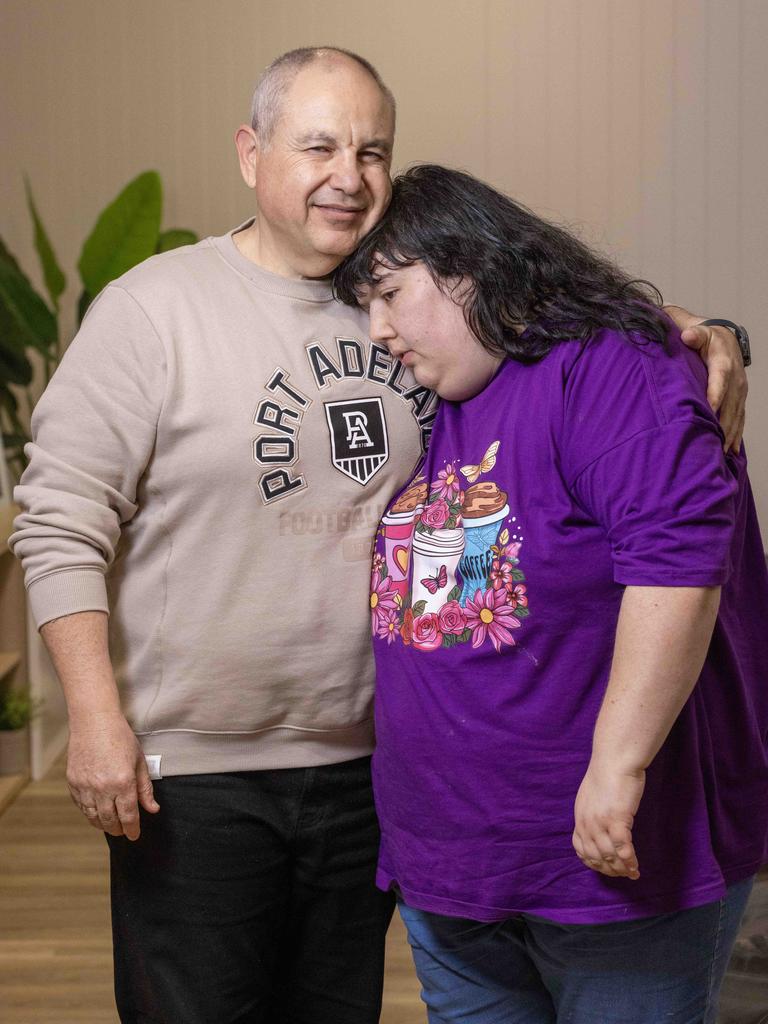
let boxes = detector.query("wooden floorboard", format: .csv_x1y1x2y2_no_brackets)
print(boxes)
0,759,424,1023
0,773,28,816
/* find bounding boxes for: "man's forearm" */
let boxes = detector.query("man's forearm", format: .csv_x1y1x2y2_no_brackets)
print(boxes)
41,610,158,839
40,611,122,724
592,585,721,771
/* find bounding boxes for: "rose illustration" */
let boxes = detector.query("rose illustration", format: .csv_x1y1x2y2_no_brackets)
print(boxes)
420,499,450,530
438,600,467,636
411,612,444,651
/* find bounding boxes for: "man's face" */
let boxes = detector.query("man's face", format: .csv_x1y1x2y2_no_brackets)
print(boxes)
246,59,394,279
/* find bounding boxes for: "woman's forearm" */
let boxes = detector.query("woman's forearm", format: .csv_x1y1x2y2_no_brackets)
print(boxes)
592,585,721,772
572,585,720,879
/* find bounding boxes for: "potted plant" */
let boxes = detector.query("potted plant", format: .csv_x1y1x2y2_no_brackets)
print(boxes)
0,688,41,775
0,171,198,482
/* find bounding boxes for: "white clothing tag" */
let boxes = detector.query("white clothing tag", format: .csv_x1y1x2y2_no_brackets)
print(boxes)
145,754,163,780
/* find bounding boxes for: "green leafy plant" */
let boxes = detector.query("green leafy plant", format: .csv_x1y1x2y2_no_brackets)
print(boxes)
0,688,42,731
0,171,198,480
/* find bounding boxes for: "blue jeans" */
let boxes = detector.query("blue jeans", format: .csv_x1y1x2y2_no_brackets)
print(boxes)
107,758,394,1024
399,878,754,1024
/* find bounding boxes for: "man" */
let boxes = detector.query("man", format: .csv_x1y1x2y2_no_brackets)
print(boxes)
10,46,748,1024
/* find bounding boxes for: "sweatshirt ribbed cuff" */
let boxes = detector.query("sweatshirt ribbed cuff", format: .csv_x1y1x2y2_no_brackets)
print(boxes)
27,568,109,628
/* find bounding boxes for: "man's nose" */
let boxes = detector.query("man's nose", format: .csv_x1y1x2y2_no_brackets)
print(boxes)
328,150,364,194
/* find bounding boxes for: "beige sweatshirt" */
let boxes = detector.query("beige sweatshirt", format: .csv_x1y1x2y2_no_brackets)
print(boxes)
10,226,434,775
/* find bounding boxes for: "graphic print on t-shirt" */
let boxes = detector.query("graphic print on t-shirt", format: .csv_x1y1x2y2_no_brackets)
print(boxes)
370,442,530,653
325,397,389,485
251,340,438,505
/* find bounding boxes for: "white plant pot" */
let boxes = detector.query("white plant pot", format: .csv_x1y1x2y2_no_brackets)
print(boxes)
0,725,30,775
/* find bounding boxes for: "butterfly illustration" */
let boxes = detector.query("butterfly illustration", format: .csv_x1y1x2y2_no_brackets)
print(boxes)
460,441,500,483
421,564,448,594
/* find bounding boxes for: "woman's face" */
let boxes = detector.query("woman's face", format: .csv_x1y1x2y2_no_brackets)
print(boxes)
356,261,503,401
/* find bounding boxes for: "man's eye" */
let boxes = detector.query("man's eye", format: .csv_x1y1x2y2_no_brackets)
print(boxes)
308,146,331,154
382,290,397,303
361,151,385,162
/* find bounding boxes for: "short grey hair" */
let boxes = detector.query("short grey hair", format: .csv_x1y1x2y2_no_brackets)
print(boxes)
250,46,396,145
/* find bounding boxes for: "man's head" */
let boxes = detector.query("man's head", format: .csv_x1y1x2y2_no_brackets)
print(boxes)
235,47,396,279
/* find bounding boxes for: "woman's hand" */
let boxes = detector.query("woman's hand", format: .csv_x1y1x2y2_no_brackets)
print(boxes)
573,586,720,882
572,760,645,879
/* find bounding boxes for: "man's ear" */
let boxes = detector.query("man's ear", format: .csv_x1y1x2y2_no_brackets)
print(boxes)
234,125,260,189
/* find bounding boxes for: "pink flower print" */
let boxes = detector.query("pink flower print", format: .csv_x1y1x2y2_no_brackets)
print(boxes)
507,584,528,610
376,608,400,645
489,558,514,593
420,499,450,530
370,574,398,633
372,551,385,578
501,541,521,562
438,600,467,636
465,587,521,653
411,612,444,652
435,464,461,500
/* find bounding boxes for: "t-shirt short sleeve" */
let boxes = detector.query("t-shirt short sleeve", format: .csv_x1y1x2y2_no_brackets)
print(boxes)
562,331,738,587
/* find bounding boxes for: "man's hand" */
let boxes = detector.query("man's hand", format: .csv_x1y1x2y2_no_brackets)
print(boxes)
39,611,159,841
66,709,159,841
665,305,747,453
572,760,645,880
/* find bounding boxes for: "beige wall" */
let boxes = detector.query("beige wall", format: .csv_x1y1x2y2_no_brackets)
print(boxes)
2,0,767,524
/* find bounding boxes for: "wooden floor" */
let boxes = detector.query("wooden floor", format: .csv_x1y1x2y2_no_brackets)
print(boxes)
0,762,424,1024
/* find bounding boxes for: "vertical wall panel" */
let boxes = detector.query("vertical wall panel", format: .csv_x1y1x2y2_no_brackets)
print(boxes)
671,0,711,308
739,0,768,535
636,0,676,291
705,0,742,311
604,0,644,266
1,0,766,523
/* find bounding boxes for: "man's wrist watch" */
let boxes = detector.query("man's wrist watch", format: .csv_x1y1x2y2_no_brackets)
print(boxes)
699,318,751,368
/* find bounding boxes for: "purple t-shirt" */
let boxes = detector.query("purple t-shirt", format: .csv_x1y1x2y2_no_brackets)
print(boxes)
370,328,768,925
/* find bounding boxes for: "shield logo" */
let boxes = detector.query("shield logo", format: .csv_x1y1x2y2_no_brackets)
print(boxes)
324,397,389,485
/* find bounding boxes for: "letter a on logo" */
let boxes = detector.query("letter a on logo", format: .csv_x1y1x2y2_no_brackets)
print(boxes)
324,398,389,485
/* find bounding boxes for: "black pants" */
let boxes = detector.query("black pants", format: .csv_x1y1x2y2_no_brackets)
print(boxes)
107,757,395,1024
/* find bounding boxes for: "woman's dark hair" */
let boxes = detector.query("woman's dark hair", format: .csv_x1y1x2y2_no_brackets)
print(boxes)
333,164,670,362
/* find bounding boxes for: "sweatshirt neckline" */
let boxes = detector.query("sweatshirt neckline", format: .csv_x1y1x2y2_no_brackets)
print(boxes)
211,220,336,303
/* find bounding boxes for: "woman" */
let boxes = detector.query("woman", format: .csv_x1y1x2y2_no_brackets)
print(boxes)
333,165,768,1023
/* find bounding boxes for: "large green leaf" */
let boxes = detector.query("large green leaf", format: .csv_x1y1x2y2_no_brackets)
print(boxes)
77,289,93,326
157,228,198,253
78,170,162,297
2,431,29,450
0,288,27,356
0,337,33,386
0,383,19,413
24,177,66,309
0,235,23,274
0,257,57,355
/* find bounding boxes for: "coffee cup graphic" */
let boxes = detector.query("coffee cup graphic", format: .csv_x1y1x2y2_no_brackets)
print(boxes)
381,510,417,601
411,528,466,614
380,482,428,601
458,483,509,604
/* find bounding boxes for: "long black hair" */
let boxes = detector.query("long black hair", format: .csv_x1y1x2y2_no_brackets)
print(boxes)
333,164,670,362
